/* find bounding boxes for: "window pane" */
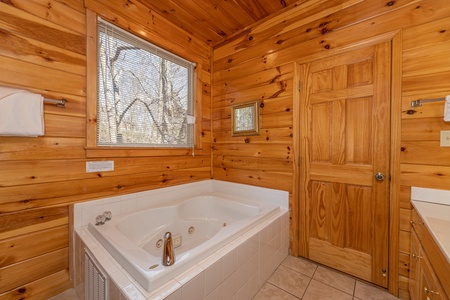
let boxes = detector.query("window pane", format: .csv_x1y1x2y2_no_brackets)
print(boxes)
97,20,194,147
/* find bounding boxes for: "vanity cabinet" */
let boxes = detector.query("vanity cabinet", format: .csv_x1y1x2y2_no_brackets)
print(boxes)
409,209,449,300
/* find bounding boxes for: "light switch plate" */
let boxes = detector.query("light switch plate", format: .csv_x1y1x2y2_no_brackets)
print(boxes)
440,130,450,147
86,161,114,172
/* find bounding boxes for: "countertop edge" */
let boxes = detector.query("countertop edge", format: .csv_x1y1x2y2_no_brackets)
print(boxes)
410,200,450,264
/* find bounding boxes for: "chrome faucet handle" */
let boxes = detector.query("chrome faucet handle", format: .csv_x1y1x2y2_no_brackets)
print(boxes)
95,214,107,225
162,232,175,266
103,211,112,221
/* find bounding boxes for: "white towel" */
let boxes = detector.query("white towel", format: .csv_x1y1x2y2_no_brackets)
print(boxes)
0,86,45,136
445,95,450,122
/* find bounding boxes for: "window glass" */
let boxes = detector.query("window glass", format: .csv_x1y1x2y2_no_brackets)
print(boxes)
97,19,195,147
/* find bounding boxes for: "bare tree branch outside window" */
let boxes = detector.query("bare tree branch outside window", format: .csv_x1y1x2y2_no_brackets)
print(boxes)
97,20,194,147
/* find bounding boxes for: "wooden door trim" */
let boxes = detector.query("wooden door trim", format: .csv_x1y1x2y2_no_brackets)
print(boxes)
389,31,402,297
292,30,402,296
292,63,301,257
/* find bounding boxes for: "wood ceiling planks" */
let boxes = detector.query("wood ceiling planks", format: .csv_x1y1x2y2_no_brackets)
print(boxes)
138,0,298,44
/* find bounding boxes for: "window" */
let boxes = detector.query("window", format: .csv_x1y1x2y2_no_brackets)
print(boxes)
97,19,195,148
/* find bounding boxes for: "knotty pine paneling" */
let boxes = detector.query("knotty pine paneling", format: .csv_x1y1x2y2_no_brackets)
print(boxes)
402,117,447,141
0,226,68,267
1,0,449,298
0,248,69,294
84,0,211,69
0,0,211,298
0,206,69,295
0,270,72,300
0,4,85,55
212,0,450,298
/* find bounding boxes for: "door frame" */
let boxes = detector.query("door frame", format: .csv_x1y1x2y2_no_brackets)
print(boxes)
292,30,402,296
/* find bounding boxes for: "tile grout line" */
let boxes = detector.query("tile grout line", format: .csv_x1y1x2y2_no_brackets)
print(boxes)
277,259,357,299
265,282,302,300
299,263,319,299
311,275,356,297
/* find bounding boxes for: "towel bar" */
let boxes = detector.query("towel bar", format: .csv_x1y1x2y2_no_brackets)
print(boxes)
410,97,445,107
44,98,66,108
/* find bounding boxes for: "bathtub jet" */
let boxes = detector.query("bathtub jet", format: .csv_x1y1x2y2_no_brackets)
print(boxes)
87,194,278,292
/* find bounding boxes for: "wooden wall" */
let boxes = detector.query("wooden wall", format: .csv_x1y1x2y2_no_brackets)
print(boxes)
212,0,450,299
1,0,449,298
0,0,211,298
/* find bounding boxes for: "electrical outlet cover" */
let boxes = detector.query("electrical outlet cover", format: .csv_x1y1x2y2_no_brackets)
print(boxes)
86,161,114,172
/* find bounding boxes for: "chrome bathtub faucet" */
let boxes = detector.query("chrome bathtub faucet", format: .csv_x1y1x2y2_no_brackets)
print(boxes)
162,232,176,266
103,211,112,221
95,211,112,225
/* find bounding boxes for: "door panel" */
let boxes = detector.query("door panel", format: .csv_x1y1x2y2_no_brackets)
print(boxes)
299,41,391,287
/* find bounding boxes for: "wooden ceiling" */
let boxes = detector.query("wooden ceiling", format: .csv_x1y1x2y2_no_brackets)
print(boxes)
138,0,299,45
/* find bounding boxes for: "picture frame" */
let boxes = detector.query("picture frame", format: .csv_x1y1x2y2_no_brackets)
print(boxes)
231,100,260,137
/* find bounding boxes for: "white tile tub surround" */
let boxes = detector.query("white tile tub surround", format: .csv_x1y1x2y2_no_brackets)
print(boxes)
75,210,288,300
74,180,289,300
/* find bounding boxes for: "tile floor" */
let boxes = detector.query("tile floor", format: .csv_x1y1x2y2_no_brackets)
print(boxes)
49,256,399,300
252,256,399,300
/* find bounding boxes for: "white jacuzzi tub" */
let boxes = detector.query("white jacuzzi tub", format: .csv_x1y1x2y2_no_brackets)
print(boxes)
87,193,279,292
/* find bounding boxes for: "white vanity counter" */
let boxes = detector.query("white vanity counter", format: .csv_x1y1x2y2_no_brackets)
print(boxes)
411,187,450,264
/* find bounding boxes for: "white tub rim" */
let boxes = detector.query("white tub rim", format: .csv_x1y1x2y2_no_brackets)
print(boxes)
87,192,280,292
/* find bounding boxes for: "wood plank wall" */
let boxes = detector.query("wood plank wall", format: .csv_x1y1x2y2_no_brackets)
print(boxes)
212,0,450,298
0,0,211,298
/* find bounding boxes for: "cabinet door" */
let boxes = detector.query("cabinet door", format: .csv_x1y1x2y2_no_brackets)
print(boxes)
411,209,423,238
409,230,421,300
420,257,433,300
420,255,442,300
432,280,448,300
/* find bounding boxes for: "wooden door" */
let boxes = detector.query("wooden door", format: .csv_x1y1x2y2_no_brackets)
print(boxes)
298,42,391,287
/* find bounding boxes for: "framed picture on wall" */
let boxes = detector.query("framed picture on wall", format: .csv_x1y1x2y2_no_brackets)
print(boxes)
231,100,260,137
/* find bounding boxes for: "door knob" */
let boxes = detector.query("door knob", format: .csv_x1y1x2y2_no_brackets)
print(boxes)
374,172,385,181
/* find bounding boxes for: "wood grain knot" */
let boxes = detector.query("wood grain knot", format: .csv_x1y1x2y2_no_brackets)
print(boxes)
1,0,15,6
321,28,332,35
